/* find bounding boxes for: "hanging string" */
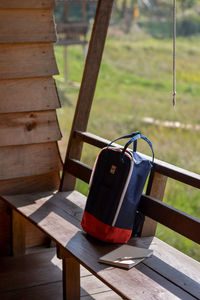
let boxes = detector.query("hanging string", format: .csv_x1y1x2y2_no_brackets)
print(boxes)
173,0,176,106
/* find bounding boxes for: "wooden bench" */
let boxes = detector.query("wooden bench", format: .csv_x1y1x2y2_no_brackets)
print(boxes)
0,0,200,299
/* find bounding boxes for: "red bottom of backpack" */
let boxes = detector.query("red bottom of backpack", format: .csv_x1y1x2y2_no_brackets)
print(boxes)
81,211,132,243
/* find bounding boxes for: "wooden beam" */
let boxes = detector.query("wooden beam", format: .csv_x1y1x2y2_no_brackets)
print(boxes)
0,43,58,80
0,9,56,43
65,158,91,183
0,172,60,195
60,0,114,191
0,111,62,147
139,195,200,244
0,142,63,180
0,0,55,9
0,77,61,113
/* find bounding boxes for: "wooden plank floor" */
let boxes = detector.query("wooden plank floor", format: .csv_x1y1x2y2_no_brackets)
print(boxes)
0,248,121,300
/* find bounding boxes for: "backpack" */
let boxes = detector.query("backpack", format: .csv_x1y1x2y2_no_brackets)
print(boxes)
81,131,154,243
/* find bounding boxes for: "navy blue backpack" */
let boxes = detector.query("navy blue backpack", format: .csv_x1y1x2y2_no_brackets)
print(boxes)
81,131,154,243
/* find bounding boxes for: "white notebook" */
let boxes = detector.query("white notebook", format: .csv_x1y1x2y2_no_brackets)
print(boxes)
99,245,153,269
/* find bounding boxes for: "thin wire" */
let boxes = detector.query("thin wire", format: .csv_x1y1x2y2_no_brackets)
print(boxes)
173,0,176,106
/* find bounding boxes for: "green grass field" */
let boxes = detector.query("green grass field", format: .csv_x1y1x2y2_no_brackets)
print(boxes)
54,32,200,261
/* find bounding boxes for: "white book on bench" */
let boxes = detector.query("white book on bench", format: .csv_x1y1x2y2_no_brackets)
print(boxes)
99,245,153,269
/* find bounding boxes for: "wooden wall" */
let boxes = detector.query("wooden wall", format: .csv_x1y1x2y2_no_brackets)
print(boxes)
0,0,63,255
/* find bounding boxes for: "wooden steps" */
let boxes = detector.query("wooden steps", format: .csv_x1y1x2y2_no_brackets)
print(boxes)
0,249,121,300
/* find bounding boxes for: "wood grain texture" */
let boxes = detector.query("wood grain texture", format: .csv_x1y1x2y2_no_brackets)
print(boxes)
0,249,119,299
0,111,62,146
139,195,200,244
141,171,167,237
2,191,199,299
62,255,80,300
0,9,56,43
0,43,58,79
12,209,26,256
0,142,63,180
60,0,115,191
0,0,55,9
0,172,60,195
0,199,11,255
0,77,60,113
24,217,50,249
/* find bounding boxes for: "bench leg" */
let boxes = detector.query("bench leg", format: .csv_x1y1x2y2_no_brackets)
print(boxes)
62,256,80,300
57,246,80,300
12,210,26,256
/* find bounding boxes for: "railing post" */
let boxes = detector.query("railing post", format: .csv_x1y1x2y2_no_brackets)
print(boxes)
60,0,114,191
141,171,168,237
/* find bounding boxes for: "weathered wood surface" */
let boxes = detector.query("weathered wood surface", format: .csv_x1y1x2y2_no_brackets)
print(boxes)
12,210,26,256
2,191,199,299
0,78,60,113
24,217,50,249
0,9,56,43
140,195,200,244
0,111,62,146
0,0,55,9
0,172,60,195
0,249,120,299
62,255,81,300
0,199,11,255
0,143,63,180
61,0,115,191
12,211,50,256
0,44,58,79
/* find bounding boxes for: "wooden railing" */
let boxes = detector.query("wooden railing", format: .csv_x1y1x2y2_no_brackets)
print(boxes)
63,130,200,244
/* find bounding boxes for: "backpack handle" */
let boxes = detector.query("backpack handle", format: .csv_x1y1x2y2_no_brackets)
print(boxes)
122,133,154,163
108,131,140,152
108,131,154,163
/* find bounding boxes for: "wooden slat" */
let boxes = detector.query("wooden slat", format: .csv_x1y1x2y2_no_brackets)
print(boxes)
0,0,55,9
74,131,200,189
0,43,58,79
0,111,62,147
65,158,91,183
139,195,200,244
61,0,115,191
0,143,63,180
2,191,199,299
130,237,200,299
0,78,60,113
0,172,60,195
0,199,11,255
0,9,56,43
